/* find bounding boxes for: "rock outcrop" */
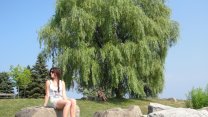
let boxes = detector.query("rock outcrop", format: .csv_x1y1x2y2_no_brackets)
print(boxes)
94,103,208,117
148,108,208,117
147,103,208,117
94,105,143,117
148,102,174,114
15,105,80,117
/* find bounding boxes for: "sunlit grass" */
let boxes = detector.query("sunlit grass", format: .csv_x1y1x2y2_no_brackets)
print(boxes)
0,99,43,117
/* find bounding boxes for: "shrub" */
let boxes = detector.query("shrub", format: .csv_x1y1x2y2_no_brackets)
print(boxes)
186,85,208,109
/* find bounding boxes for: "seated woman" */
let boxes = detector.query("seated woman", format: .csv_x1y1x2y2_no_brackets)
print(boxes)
44,67,76,117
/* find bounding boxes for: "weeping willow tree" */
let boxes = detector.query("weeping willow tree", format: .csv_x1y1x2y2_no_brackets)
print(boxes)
39,0,179,98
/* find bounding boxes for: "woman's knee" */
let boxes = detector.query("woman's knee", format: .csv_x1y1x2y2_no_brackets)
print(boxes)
70,99,76,105
65,100,71,106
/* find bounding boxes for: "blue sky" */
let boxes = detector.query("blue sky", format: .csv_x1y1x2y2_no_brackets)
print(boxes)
161,0,208,99
0,0,208,99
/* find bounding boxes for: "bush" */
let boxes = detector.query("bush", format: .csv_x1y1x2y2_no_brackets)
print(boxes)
186,85,208,109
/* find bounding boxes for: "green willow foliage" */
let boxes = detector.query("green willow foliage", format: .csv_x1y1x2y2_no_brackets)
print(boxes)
39,0,179,98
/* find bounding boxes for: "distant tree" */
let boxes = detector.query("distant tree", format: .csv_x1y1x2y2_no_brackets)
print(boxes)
9,65,31,98
26,65,31,70
26,53,49,98
0,72,14,94
39,0,179,98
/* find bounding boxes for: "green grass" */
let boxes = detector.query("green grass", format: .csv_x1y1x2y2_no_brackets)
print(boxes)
0,99,43,117
0,98,185,117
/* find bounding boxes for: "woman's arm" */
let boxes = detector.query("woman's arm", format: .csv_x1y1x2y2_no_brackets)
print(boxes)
62,81,68,100
44,80,50,106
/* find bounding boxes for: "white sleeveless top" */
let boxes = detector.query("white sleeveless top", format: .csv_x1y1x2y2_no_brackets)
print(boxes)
49,80,63,98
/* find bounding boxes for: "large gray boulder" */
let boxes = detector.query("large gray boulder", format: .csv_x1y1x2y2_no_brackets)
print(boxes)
148,108,208,117
148,103,174,114
15,105,80,117
147,103,208,117
199,107,208,111
93,105,143,117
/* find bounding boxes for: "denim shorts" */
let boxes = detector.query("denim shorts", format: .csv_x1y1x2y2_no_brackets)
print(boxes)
48,96,63,108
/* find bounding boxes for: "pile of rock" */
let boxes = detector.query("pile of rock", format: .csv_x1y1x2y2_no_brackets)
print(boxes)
15,102,208,117
93,103,208,117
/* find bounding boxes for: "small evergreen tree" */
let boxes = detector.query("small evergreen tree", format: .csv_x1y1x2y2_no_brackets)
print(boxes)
0,72,14,94
26,53,49,98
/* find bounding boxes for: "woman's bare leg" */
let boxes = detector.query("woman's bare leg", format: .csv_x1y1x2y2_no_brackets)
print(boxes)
56,100,71,117
69,99,76,117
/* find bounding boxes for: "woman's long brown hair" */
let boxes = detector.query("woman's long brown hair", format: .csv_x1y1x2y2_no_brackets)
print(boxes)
49,67,61,92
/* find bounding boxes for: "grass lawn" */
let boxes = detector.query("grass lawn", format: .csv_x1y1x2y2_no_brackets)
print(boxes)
0,98,186,117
